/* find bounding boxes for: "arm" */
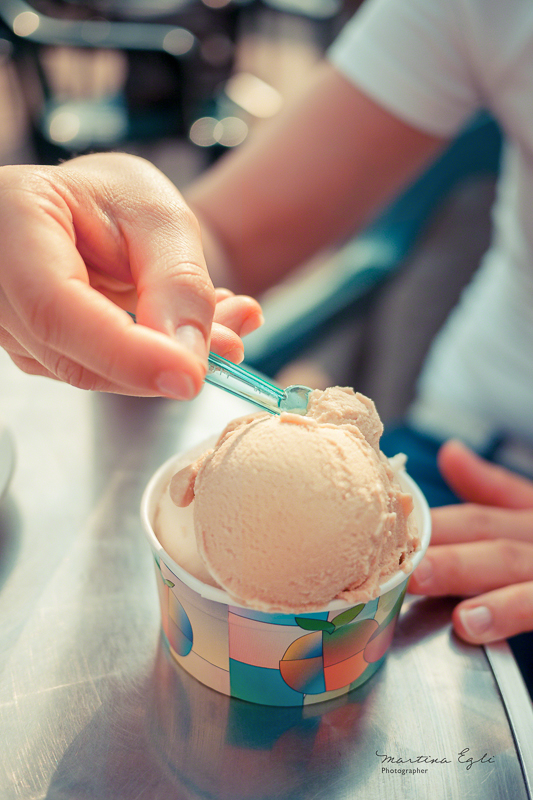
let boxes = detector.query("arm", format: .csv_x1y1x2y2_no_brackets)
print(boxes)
187,60,447,296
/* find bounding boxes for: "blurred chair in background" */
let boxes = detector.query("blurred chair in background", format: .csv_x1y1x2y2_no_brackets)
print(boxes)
0,0,253,162
0,0,358,163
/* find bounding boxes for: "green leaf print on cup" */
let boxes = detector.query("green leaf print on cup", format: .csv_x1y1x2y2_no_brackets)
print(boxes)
280,604,379,694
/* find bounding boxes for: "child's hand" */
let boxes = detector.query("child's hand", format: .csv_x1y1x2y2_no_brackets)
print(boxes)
0,154,263,398
409,439,533,643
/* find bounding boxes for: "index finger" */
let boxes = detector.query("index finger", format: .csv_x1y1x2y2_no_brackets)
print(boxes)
438,440,533,509
409,539,533,597
431,503,533,546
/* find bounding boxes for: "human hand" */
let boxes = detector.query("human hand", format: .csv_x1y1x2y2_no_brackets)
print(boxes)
0,154,263,398
409,439,533,643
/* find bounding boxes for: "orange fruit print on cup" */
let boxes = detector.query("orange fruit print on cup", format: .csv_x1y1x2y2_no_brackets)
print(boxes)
280,587,406,694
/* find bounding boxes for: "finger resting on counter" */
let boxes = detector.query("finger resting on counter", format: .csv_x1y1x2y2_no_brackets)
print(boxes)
430,504,533,546
452,582,533,643
409,540,533,597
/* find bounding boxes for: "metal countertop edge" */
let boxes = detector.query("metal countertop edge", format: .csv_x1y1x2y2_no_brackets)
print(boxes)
484,641,533,799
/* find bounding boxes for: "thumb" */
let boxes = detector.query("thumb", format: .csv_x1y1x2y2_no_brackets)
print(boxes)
438,439,533,509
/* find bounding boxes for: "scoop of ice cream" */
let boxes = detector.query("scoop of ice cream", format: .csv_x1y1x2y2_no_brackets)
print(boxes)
306,386,383,451
157,386,418,612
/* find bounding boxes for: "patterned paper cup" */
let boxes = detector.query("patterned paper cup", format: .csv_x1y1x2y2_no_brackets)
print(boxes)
141,450,431,707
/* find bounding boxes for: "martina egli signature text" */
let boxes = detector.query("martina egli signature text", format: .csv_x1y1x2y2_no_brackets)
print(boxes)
376,748,496,773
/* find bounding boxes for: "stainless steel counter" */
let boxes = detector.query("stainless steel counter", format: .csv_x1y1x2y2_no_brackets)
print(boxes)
0,348,531,800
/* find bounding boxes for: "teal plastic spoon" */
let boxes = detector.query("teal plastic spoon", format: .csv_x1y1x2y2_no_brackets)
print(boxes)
127,313,311,415
206,351,311,415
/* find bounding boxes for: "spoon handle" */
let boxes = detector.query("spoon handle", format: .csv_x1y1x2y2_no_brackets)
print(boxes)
126,311,303,414
206,352,283,414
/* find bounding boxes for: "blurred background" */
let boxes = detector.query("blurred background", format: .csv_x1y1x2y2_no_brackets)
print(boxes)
0,0,500,424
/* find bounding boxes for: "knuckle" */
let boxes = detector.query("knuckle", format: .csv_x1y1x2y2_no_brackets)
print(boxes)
47,353,97,391
156,261,216,312
178,265,214,301
443,547,465,587
463,505,495,540
50,354,84,387
493,539,528,582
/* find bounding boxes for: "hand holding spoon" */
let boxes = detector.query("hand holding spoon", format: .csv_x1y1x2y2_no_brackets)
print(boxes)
127,313,311,415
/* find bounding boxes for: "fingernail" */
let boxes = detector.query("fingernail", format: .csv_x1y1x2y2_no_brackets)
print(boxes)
459,605,493,637
174,324,208,361
156,370,197,401
413,557,433,586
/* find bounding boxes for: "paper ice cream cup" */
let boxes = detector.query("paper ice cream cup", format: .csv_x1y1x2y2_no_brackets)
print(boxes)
141,450,431,707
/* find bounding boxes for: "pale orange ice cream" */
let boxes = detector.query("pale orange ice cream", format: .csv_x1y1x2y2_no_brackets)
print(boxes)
154,387,419,613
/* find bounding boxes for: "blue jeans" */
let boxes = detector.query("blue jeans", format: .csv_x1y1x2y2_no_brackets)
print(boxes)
380,424,533,700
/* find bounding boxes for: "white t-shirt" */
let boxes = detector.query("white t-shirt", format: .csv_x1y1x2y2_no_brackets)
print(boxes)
328,0,533,450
